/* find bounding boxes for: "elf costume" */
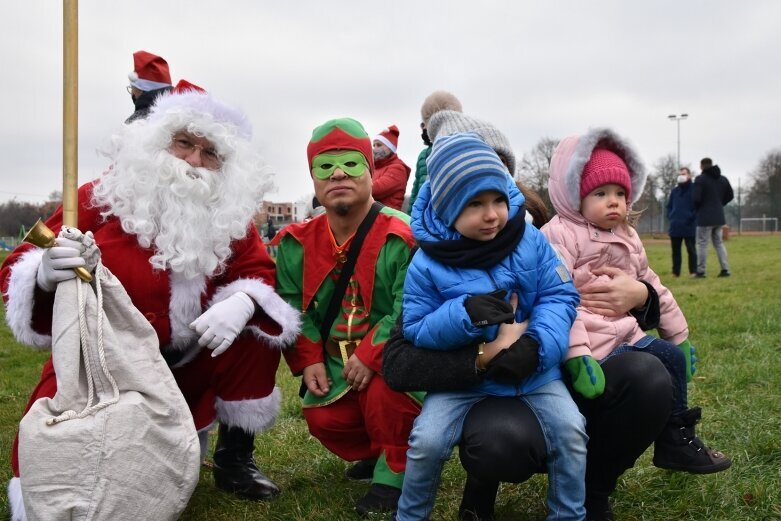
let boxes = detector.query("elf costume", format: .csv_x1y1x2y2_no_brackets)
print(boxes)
277,119,421,496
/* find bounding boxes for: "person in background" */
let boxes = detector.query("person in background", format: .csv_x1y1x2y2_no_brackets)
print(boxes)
693,157,734,277
667,167,697,277
371,125,410,210
276,118,420,517
1,81,301,519
407,91,462,212
126,50,173,123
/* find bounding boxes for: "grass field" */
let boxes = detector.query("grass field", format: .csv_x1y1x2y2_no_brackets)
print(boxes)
1,235,780,520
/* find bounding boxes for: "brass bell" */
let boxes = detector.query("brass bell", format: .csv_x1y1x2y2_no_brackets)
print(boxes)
23,219,93,283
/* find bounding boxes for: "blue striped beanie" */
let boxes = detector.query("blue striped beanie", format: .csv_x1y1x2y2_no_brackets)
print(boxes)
426,132,511,227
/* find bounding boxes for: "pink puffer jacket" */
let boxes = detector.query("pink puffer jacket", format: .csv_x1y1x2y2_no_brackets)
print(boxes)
542,128,688,361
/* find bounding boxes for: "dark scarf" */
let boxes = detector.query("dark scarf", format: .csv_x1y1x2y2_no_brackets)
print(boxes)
418,206,526,269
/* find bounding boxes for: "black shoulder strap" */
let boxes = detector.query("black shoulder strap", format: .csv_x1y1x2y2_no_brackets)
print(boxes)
318,201,383,343
299,202,383,398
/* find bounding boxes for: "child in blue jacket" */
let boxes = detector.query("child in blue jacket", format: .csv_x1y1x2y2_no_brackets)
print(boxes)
396,132,586,521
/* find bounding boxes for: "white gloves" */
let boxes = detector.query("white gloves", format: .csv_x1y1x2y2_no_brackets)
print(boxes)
189,292,256,357
36,227,101,292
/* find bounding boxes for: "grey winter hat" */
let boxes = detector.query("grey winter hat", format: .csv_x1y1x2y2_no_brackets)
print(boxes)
427,110,516,175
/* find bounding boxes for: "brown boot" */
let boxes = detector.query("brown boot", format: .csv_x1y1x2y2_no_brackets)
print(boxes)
653,407,731,474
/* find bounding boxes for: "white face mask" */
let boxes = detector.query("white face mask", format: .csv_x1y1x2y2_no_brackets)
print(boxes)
677,175,689,184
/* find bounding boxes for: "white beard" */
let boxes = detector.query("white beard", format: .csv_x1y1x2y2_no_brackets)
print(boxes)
93,124,274,279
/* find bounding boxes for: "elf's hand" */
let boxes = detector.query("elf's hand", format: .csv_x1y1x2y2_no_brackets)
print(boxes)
678,339,697,382
464,289,514,327
564,355,605,399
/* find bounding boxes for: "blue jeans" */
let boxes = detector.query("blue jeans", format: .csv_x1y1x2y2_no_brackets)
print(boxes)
606,335,687,415
396,380,587,521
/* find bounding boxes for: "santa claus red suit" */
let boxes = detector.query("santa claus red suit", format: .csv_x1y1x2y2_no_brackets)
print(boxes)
1,81,299,514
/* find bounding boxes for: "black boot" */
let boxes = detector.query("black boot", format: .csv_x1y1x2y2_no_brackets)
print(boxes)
355,484,401,517
585,495,614,521
458,474,497,521
345,458,377,482
653,407,732,474
212,424,280,500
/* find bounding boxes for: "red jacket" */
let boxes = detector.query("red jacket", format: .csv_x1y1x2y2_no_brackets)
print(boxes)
372,154,410,211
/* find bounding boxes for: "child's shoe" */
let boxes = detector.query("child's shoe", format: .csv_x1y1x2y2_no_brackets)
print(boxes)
652,407,732,474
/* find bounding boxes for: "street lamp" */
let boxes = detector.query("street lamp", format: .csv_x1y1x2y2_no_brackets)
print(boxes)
667,113,688,168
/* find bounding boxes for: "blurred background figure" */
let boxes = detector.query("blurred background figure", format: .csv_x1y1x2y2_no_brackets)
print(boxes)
667,167,697,277
126,50,173,123
371,125,410,211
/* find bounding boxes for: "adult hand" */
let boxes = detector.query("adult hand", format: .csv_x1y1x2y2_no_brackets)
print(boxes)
59,227,101,272
579,266,649,316
343,354,375,392
564,355,605,399
303,363,331,397
189,292,255,357
36,238,85,292
464,289,514,326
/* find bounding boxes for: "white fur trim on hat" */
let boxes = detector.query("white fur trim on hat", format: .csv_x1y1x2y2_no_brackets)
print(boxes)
216,387,281,433
148,89,252,140
4,249,52,349
128,74,171,92
374,135,397,153
563,127,647,210
207,278,301,349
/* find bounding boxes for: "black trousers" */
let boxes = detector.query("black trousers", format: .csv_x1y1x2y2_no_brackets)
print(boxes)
459,351,672,505
670,235,697,276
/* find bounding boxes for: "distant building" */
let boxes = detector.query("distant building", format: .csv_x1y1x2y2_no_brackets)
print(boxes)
255,200,309,228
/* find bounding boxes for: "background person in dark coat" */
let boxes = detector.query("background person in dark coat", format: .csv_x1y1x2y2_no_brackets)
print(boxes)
667,167,697,277
693,157,734,277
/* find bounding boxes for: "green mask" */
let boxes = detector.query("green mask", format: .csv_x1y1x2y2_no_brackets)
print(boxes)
311,151,369,179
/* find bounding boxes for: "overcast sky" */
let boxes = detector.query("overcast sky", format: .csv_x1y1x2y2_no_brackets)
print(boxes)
2,1,779,204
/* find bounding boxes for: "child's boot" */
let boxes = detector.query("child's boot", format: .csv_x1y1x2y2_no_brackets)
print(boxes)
652,407,732,474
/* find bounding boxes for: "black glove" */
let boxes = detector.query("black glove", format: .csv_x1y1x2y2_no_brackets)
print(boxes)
484,335,540,384
464,289,514,327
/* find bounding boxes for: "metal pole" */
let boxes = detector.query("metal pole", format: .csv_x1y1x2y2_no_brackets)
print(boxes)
676,119,681,168
62,0,78,228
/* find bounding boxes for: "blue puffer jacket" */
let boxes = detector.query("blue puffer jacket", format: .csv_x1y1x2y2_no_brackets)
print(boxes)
403,179,579,396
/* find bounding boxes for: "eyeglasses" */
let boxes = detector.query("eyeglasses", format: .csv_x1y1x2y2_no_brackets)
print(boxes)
170,134,224,170
126,86,133,94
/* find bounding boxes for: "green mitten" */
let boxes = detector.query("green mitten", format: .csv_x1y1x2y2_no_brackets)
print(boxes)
678,339,697,382
564,356,605,399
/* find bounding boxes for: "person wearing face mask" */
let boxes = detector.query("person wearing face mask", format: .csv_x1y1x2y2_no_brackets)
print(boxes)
125,50,174,123
667,167,698,277
408,91,463,212
371,125,411,211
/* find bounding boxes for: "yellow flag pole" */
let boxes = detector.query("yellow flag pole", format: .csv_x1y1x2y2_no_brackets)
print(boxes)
62,0,78,228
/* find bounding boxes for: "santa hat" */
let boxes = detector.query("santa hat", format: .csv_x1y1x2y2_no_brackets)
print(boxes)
147,79,252,140
128,50,172,92
373,125,399,154
307,118,374,172
580,148,632,201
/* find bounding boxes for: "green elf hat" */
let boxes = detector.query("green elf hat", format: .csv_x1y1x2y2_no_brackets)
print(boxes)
306,117,374,173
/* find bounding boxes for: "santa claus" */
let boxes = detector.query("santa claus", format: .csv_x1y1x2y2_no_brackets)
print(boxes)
1,80,300,518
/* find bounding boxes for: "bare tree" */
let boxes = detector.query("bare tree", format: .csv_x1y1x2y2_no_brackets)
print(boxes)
517,137,559,215
651,153,681,202
0,200,48,237
743,149,781,220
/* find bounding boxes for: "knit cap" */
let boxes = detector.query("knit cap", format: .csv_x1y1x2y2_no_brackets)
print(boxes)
580,148,632,201
426,132,511,228
307,118,374,172
427,111,516,175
